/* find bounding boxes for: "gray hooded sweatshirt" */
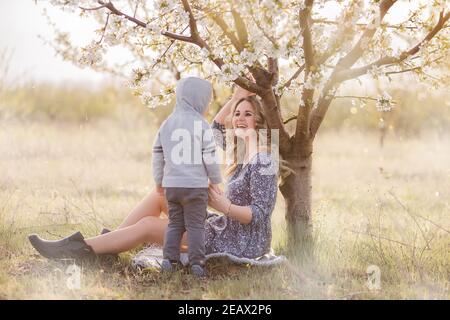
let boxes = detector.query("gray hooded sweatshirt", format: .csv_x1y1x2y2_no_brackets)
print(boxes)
152,77,222,188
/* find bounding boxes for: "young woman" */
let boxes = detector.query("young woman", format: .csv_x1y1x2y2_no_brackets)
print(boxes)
28,85,278,260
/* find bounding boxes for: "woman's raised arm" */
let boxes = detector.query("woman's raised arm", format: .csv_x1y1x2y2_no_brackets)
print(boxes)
213,85,255,125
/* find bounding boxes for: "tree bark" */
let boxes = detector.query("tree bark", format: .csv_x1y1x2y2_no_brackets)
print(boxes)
259,89,292,156
259,88,314,257
279,144,314,258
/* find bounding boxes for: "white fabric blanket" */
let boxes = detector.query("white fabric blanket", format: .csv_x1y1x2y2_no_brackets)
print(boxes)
131,245,287,270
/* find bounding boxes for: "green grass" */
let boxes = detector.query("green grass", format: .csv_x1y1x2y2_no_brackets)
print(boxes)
0,117,449,299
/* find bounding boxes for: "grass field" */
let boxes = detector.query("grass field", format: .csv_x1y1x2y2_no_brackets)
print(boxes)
0,117,449,299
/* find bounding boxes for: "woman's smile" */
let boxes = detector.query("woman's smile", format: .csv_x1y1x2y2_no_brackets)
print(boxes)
232,100,256,138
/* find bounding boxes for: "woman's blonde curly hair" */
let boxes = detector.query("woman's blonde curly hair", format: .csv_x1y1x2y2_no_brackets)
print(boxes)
222,96,296,179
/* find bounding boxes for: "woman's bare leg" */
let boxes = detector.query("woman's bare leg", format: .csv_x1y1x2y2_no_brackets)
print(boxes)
84,190,187,254
85,216,170,254
117,189,168,229
29,190,188,257
86,217,188,254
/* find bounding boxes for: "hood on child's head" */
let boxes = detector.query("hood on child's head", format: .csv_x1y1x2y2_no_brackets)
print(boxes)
175,77,212,115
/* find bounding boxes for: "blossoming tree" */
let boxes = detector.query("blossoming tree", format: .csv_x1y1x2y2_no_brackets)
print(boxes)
42,0,450,250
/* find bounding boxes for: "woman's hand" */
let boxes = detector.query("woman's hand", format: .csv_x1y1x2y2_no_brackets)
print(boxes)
208,185,253,224
208,185,230,214
213,82,256,125
209,183,223,195
156,185,165,197
232,85,256,100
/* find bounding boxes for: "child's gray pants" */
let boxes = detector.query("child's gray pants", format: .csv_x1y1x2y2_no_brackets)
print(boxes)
163,187,208,266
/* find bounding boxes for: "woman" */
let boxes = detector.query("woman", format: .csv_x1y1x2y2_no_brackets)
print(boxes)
28,85,278,261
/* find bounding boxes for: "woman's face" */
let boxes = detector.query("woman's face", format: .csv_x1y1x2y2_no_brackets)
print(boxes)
232,101,256,138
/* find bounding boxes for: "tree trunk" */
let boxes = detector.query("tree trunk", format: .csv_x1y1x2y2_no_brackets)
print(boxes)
279,148,313,258
258,87,314,257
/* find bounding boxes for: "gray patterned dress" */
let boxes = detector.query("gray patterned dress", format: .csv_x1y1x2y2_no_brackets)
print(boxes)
204,121,278,258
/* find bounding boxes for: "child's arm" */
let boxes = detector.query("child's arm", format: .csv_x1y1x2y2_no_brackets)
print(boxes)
152,130,165,190
202,127,222,186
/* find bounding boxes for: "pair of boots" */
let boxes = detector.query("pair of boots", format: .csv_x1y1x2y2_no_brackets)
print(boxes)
28,228,116,262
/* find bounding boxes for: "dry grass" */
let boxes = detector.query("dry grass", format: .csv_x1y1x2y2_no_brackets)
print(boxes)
0,117,449,299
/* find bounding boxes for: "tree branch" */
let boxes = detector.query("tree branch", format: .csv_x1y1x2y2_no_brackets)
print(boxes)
97,1,147,27
210,13,243,52
160,0,205,47
268,57,279,86
151,25,189,70
333,95,378,101
177,2,269,94
337,11,450,82
79,3,107,11
260,90,292,156
384,66,421,76
334,0,397,70
249,9,278,47
97,13,110,44
300,1,315,72
231,8,248,47
161,31,195,43
313,2,393,71
309,82,335,139
281,64,305,92
295,0,314,148
283,115,297,125
93,0,261,94
181,0,199,39
133,0,139,18
309,10,449,138
312,19,424,31
234,77,262,93
309,0,398,138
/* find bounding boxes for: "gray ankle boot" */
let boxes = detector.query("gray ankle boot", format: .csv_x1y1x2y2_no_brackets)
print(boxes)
28,231,96,260
100,228,111,235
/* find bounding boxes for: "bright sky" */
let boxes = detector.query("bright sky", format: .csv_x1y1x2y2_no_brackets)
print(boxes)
0,0,110,85
0,0,419,86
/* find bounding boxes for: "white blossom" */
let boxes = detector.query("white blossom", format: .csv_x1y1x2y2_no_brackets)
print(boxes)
50,0,80,12
367,7,381,30
78,41,104,66
360,36,371,51
376,92,395,112
153,0,178,15
43,0,447,111
140,91,156,107
140,85,174,108
261,0,277,11
219,63,244,82
239,49,258,66
304,71,323,90
146,23,162,35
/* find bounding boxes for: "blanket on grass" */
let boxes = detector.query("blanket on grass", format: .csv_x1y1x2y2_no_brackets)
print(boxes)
131,245,287,270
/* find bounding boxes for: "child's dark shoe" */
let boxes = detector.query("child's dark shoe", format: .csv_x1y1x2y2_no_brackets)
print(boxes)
190,264,206,278
161,259,183,273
